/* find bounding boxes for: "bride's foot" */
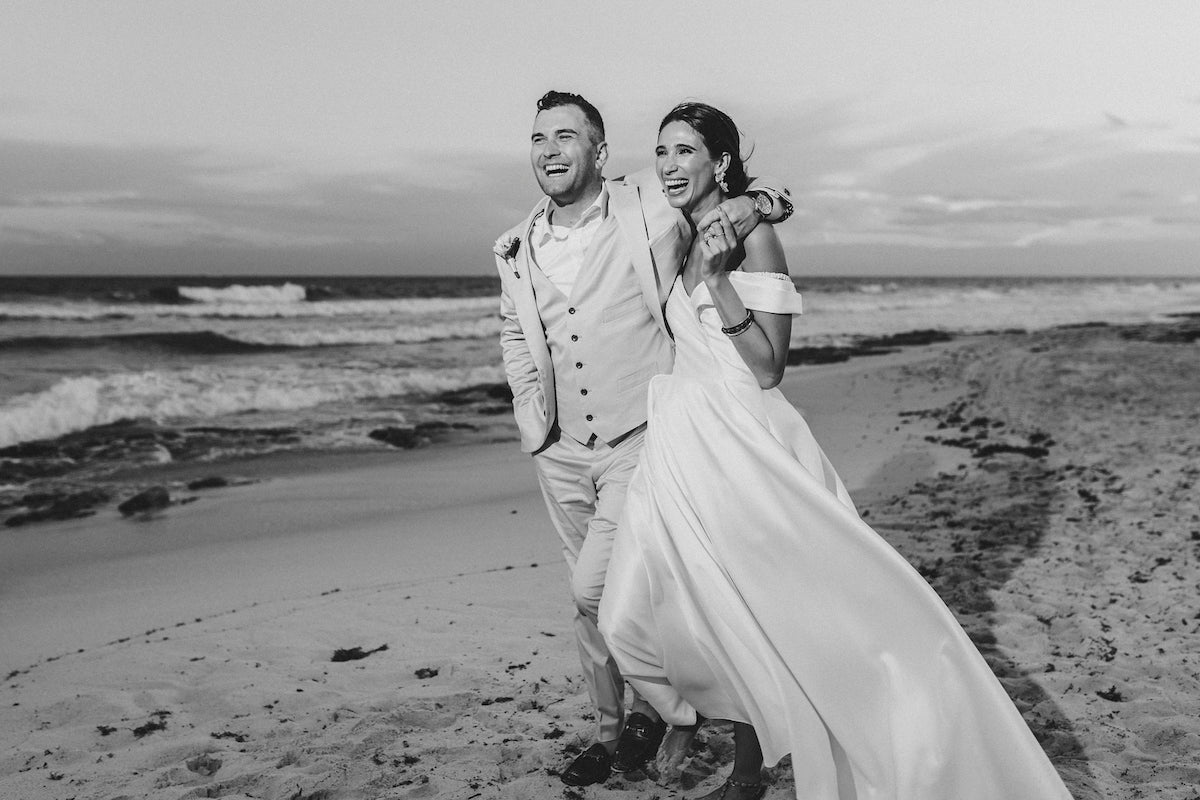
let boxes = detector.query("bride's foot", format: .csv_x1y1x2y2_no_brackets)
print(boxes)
656,719,703,779
692,776,766,800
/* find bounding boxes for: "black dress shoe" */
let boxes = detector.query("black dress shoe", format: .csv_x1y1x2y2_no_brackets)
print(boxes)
560,742,612,786
612,712,668,773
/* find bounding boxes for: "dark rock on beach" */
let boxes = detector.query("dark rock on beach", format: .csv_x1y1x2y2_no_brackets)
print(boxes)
331,644,389,662
369,420,481,449
369,427,427,449
0,419,302,491
434,382,515,414
1118,317,1200,344
187,476,230,491
858,329,955,348
788,329,955,366
0,457,74,484
118,486,171,516
4,488,111,527
787,345,890,365
435,383,513,406
972,442,1050,459
413,420,477,433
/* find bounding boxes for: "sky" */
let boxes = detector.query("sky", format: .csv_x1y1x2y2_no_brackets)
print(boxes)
1,0,1198,277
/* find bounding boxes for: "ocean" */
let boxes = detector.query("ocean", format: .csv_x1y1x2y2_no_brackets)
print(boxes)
3,274,1200,502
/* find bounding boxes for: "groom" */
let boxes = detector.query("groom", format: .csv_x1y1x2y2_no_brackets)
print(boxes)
494,90,791,786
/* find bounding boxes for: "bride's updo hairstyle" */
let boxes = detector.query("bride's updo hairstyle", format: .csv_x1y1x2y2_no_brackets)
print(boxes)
658,102,749,196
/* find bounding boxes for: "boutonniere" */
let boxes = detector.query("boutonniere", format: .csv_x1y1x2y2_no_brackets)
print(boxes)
494,234,521,261
494,234,521,278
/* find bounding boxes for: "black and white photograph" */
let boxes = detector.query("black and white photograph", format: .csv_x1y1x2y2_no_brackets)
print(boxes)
2,2,1198,798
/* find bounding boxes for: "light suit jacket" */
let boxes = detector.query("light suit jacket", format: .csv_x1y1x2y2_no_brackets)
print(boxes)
496,169,687,453
496,169,788,453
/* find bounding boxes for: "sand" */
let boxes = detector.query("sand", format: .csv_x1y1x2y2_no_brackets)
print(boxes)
2,323,1198,799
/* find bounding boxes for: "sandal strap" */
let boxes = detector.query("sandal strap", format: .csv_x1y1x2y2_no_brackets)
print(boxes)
727,777,763,789
717,776,765,800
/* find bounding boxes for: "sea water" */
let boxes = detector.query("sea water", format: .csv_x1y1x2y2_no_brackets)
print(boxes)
2,275,1199,465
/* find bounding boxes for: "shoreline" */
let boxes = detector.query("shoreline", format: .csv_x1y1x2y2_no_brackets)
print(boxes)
3,315,1194,531
0,328,966,531
2,322,1199,798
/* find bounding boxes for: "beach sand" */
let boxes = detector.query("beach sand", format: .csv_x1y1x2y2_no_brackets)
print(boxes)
2,323,1198,799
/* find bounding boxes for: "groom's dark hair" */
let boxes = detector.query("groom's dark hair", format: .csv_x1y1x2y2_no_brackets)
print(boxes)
537,90,606,145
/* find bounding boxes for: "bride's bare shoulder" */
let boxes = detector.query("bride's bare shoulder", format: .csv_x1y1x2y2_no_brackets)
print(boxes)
739,223,788,276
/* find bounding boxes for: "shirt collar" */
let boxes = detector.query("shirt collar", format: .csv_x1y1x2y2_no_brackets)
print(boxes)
536,184,609,244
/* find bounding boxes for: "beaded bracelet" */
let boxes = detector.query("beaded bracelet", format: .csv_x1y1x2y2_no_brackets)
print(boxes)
721,309,755,337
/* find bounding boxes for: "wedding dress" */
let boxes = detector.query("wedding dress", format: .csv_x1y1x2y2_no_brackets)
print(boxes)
599,271,1072,799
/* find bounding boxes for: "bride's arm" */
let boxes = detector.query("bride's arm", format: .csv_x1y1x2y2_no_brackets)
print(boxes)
699,216,792,389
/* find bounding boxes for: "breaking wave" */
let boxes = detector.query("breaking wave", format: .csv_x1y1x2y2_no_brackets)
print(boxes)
0,363,508,448
177,282,307,304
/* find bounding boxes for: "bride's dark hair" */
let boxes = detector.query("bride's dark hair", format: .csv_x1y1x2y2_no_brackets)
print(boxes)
658,102,748,196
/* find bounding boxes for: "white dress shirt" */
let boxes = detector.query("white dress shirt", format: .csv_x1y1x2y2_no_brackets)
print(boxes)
529,185,608,297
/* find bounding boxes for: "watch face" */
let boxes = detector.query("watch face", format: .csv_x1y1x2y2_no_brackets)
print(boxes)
754,193,772,216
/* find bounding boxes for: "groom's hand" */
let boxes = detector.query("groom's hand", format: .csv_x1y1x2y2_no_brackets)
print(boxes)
698,195,758,243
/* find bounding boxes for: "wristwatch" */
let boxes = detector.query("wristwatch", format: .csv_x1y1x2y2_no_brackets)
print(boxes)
749,190,773,221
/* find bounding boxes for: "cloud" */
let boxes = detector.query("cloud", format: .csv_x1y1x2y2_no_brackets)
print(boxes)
761,108,1200,259
0,138,540,274
3,106,1198,278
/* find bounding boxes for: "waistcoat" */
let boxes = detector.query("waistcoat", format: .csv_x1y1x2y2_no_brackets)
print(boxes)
530,212,673,444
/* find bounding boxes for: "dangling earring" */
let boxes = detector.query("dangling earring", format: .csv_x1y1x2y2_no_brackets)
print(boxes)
715,168,728,193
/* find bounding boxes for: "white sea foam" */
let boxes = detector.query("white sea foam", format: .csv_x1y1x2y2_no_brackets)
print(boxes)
227,317,502,347
0,296,500,321
0,363,507,448
796,280,1200,342
178,282,307,304
5,279,1200,452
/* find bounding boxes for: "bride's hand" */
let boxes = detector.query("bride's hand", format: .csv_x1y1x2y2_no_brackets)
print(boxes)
697,194,758,241
697,205,736,283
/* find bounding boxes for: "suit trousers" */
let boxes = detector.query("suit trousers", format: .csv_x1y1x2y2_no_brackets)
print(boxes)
532,424,646,743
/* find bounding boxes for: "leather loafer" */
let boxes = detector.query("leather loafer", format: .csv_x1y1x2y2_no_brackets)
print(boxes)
560,742,612,786
612,712,668,773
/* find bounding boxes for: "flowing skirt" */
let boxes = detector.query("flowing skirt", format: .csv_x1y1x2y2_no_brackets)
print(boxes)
599,373,1072,800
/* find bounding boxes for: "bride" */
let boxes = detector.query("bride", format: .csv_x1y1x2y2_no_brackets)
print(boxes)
597,102,1074,800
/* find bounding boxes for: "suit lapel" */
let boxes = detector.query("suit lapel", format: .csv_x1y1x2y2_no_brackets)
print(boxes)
508,201,546,282
508,201,546,306
608,180,670,336
506,201,553,369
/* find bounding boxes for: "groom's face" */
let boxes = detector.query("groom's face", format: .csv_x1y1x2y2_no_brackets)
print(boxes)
530,104,606,205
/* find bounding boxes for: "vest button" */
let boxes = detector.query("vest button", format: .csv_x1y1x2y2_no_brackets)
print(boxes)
570,334,579,342
580,389,588,396
586,414,594,421
568,307,576,314
575,362,582,369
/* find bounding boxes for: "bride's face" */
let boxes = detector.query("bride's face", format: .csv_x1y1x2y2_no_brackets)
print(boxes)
656,121,726,211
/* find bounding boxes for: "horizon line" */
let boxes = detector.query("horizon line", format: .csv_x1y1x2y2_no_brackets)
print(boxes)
2,271,1199,280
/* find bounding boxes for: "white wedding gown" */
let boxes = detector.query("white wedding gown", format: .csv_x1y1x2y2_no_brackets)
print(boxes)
598,271,1073,799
